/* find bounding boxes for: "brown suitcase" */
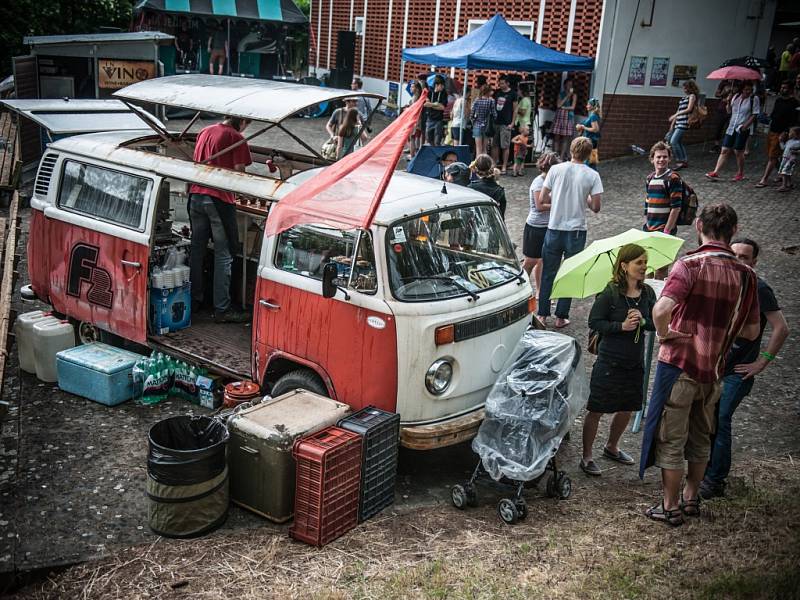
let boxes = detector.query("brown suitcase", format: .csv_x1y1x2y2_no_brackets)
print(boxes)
227,389,350,522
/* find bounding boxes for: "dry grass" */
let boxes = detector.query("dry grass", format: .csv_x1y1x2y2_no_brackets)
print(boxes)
15,454,800,600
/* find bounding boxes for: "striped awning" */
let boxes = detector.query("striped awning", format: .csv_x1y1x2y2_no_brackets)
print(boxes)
134,0,307,24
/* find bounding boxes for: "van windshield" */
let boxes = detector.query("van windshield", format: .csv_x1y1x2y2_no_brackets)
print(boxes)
386,204,520,302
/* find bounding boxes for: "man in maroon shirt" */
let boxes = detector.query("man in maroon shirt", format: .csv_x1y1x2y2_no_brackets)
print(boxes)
189,116,252,323
639,203,760,526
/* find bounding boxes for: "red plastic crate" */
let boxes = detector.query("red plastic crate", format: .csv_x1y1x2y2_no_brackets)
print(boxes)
290,426,362,547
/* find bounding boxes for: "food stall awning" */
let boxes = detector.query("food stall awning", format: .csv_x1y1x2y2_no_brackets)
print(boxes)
114,74,384,124
0,99,164,135
134,0,307,24
23,32,175,46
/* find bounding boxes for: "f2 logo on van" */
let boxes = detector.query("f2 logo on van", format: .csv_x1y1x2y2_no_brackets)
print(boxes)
67,243,114,309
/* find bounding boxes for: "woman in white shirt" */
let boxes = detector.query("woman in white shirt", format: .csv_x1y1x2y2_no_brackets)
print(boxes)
706,82,760,182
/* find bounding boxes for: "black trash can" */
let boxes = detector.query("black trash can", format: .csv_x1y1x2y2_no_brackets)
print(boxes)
147,415,230,538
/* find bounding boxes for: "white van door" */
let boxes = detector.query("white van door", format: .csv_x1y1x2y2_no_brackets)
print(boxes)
45,158,155,343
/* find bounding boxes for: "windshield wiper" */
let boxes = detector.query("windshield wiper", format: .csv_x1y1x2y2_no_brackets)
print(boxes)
401,275,480,302
472,265,526,285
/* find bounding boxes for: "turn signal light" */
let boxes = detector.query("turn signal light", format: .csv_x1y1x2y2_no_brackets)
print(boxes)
528,296,537,314
435,324,455,345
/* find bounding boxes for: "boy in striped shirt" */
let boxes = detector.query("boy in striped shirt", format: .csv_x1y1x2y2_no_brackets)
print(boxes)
643,141,683,236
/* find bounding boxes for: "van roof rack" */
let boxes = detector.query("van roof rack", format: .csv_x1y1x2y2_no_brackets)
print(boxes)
114,74,385,160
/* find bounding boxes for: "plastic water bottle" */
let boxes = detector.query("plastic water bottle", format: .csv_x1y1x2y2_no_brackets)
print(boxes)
141,355,160,405
163,247,178,270
283,241,296,270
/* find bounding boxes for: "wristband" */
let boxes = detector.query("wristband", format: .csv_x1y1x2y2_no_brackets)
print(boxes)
760,351,775,361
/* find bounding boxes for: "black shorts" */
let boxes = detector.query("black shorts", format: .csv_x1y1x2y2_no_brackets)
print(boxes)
721,129,750,151
522,224,547,259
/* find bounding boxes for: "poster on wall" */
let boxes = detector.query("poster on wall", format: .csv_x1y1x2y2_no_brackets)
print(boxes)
650,57,669,87
672,65,697,87
627,56,647,86
98,59,156,89
385,82,399,117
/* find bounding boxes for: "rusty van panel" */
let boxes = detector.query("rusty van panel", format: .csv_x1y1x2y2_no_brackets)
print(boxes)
46,219,148,343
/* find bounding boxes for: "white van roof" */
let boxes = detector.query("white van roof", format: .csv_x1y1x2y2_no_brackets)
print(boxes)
114,74,384,124
46,130,494,225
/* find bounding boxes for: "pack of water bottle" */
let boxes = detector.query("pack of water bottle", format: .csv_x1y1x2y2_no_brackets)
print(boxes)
132,351,206,405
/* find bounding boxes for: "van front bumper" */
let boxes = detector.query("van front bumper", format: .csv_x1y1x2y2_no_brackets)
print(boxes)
400,407,484,450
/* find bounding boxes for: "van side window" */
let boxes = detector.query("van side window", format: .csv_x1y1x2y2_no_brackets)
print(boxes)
58,160,152,229
275,225,377,294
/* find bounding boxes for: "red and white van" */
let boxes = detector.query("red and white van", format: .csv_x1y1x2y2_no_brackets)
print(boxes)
19,76,535,449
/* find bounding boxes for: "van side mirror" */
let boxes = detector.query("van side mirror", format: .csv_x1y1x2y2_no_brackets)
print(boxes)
321,262,350,300
322,263,337,298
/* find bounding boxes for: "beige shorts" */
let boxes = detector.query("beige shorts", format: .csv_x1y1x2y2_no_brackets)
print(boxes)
493,126,513,149
654,372,721,469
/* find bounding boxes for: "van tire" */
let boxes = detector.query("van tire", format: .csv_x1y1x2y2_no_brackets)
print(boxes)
270,369,328,398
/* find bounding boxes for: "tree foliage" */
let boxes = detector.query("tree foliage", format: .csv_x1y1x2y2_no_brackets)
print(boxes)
294,0,311,16
0,0,134,78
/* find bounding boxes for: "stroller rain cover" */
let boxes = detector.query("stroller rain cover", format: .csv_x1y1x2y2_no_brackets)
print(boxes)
472,330,589,482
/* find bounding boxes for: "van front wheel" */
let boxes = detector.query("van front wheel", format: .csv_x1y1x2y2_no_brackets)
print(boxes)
270,369,328,398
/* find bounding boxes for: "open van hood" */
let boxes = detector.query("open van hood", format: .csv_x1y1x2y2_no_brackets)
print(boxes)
113,74,384,124
0,99,165,136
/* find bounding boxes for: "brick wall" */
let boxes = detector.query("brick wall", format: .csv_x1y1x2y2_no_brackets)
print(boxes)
313,0,603,107
599,94,722,160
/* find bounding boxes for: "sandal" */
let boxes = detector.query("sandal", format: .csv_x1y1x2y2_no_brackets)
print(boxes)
680,495,701,517
580,459,602,476
603,446,635,465
646,501,684,527
554,318,571,329
754,182,767,188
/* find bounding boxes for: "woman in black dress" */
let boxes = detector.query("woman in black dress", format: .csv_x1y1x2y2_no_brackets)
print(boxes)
580,244,656,476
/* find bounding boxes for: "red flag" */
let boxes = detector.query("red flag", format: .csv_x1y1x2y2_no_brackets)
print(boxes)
265,89,429,236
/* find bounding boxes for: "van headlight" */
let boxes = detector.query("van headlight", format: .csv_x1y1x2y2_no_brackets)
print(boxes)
425,359,453,395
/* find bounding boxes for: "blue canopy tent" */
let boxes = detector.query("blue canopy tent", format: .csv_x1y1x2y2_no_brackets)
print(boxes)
400,14,594,143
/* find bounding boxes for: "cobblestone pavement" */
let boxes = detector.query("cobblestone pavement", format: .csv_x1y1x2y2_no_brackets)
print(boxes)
0,114,798,578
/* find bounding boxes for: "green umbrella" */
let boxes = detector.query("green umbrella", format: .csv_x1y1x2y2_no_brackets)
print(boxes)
550,229,685,299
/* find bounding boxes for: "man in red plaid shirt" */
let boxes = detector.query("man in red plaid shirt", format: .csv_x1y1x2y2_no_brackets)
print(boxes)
639,203,760,526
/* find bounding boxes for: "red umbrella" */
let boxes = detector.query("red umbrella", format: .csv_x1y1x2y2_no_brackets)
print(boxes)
706,66,761,80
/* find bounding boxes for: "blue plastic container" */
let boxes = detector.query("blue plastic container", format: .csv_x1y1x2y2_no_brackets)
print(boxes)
56,342,145,406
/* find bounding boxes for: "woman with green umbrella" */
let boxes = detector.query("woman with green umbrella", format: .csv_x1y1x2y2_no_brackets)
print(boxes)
580,244,657,476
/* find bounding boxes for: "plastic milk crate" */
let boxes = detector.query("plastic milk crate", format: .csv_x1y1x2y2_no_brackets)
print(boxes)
290,427,362,547
337,406,400,522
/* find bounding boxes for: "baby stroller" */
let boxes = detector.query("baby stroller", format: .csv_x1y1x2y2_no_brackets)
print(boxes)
451,330,589,524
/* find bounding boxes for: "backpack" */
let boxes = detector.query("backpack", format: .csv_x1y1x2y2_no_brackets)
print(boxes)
687,104,708,129
677,180,698,226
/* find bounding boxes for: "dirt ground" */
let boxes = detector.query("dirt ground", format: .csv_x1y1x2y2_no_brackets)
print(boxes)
2,113,800,599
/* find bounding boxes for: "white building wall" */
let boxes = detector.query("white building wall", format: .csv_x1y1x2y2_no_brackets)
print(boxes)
593,0,777,99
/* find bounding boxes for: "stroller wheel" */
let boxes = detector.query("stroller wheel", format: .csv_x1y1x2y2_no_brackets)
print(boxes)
514,497,528,520
497,498,519,524
546,474,558,498
451,485,468,509
556,474,572,500
464,483,479,507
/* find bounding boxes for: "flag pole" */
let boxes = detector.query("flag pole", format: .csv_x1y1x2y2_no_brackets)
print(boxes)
459,68,468,146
